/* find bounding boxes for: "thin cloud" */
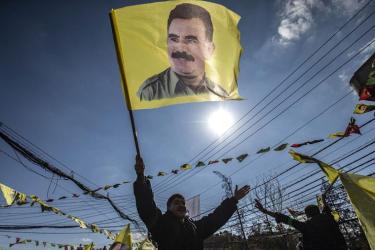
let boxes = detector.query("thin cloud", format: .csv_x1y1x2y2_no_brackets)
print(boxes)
276,0,314,46
274,0,366,46
331,0,365,16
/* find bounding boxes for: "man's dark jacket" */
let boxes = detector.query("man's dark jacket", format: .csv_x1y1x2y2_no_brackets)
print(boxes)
274,208,347,250
134,176,238,250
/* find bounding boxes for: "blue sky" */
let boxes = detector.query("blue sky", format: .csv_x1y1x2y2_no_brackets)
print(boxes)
1,0,375,248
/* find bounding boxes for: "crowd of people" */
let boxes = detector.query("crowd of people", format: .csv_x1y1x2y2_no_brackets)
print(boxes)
130,156,348,250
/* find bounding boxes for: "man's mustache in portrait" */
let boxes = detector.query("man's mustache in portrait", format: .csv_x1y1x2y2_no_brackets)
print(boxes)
171,51,195,62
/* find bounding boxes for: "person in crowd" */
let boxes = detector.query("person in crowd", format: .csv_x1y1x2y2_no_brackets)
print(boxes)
254,195,347,250
134,155,250,250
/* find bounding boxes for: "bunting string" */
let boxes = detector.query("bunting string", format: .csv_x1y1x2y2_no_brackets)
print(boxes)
0,182,116,240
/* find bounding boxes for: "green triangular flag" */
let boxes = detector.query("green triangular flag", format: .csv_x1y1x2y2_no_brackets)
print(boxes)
274,143,288,151
195,161,205,167
236,154,248,162
257,147,270,154
222,158,233,164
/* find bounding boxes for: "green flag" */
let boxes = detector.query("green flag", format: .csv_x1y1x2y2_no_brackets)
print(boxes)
274,143,288,151
195,161,205,167
257,147,270,154
236,154,248,162
222,158,233,164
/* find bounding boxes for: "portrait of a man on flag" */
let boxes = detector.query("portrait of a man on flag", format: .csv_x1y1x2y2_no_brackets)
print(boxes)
111,0,242,110
137,3,228,101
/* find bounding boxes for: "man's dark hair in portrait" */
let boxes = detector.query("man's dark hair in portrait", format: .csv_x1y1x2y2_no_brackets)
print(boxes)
133,156,250,250
137,3,229,101
255,198,347,250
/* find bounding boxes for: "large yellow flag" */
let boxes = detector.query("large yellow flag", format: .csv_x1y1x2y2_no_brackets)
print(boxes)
339,173,375,249
111,0,242,110
115,224,132,248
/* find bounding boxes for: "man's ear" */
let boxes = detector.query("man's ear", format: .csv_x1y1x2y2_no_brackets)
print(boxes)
204,42,215,60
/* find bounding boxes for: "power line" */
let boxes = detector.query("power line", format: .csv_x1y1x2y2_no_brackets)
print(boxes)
152,2,375,192
154,27,375,193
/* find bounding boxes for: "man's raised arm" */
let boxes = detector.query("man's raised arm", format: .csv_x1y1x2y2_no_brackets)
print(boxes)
195,185,250,239
133,156,162,230
255,199,307,233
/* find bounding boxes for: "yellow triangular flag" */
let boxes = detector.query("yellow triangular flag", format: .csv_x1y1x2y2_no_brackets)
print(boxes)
288,150,315,164
316,161,340,184
83,242,93,250
340,173,375,249
180,163,192,171
328,131,345,139
288,151,340,184
0,183,16,205
115,224,132,247
137,238,156,250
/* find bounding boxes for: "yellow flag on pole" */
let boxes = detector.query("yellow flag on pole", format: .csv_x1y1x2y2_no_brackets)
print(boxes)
339,173,375,249
115,224,132,248
111,0,242,110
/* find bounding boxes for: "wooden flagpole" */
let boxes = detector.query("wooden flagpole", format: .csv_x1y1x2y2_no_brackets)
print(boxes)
109,10,141,156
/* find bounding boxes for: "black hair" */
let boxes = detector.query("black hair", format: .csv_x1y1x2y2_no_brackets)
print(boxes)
167,193,185,208
167,3,213,41
304,205,320,218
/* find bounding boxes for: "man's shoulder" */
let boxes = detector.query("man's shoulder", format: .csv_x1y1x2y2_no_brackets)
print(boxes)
137,68,170,101
205,78,230,98
143,69,169,88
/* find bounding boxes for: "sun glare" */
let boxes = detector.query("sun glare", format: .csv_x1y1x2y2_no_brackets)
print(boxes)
208,109,234,136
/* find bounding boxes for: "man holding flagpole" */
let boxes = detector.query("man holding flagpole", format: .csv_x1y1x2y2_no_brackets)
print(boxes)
133,156,250,250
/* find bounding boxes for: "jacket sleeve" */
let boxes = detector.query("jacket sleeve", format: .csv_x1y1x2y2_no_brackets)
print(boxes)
133,176,162,230
194,197,238,239
274,213,307,233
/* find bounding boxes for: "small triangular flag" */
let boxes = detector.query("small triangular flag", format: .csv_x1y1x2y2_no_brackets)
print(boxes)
236,154,248,162
274,143,288,151
257,147,270,154
157,172,167,176
180,164,192,171
222,158,233,164
195,161,205,167
115,224,132,248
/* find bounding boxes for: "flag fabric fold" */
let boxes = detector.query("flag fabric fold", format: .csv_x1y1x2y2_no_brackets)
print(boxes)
339,173,375,249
